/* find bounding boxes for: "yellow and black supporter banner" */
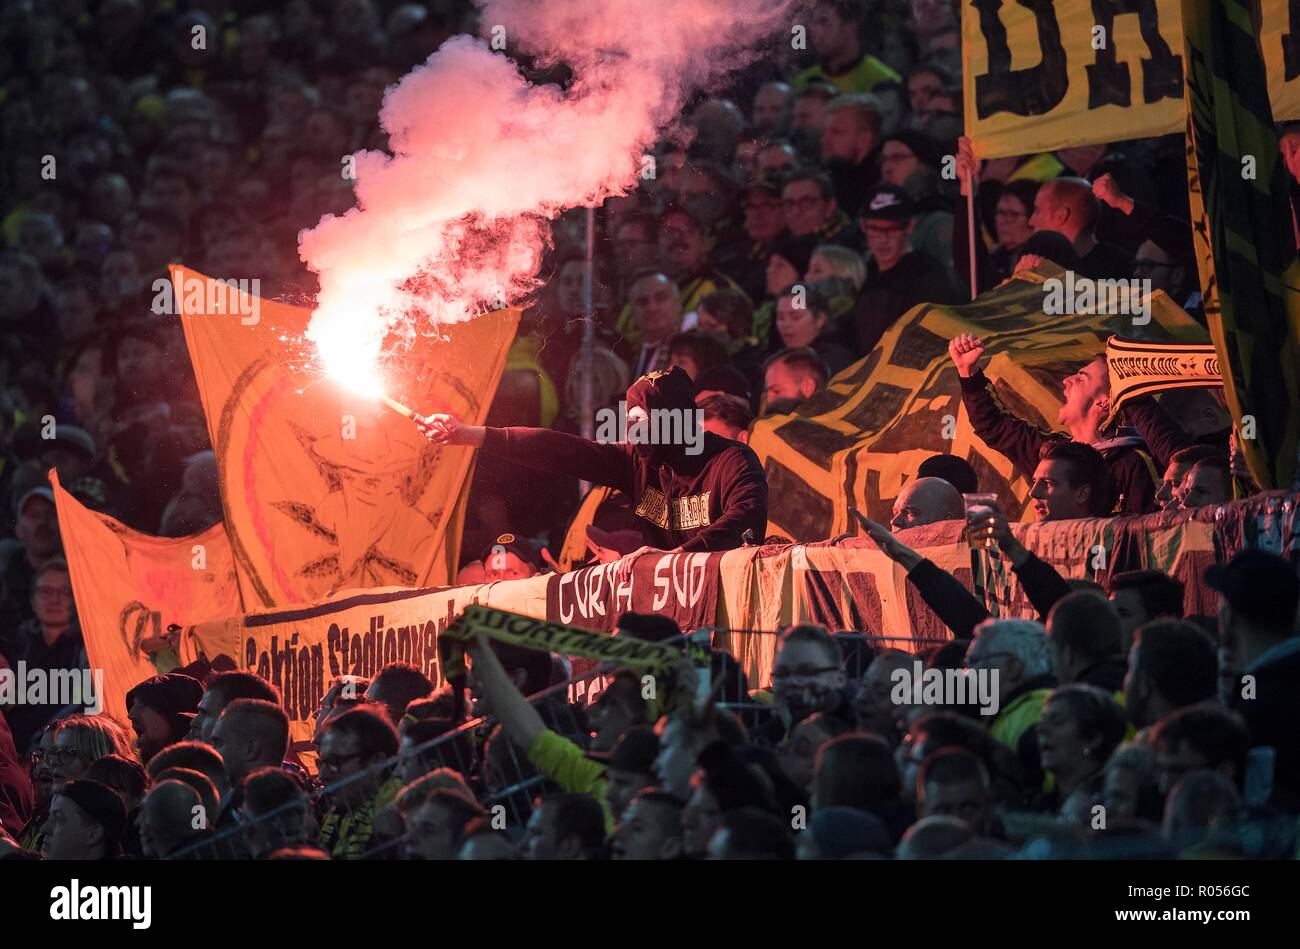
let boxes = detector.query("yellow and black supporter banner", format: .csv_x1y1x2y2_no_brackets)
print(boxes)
1104,337,1221,421
167,492,1296,766
439,604,682,681
749,264,1206,543
1182,0,1300,491
962,0,1300,159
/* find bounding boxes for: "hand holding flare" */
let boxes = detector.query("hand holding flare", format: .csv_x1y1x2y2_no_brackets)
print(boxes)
412,412,484,447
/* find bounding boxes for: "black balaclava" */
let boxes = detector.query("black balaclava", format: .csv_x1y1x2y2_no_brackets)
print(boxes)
624,366,698,468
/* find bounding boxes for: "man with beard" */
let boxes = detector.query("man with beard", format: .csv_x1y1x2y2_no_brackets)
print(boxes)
715,178,787,302
949,334,1156,513
762,348,829,416
418,366,766,554
615,206,744,355
5,487,63,622
125,673,203,765
819,94,882,219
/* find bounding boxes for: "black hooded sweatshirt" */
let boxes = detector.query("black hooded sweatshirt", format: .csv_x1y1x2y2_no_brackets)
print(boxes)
480,367,768,551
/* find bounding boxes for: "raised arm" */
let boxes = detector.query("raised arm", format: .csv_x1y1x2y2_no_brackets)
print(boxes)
419,413,635,494
951,335,1053,477
853,511,990,639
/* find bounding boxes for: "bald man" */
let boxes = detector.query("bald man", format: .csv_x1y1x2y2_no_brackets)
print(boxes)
1028,178,1130,280
857,494,1071,639
139,779,208,859
890,477,964,531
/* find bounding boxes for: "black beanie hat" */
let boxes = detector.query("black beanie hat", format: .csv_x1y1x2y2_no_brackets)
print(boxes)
125,672,204,717
59,779,128,851
626,365,696,416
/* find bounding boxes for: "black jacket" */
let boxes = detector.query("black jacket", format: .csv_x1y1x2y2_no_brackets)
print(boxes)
855,250,965,354
959,370,1157,514
481,427,767,552
1075,655,1127,693
905,549,1072,639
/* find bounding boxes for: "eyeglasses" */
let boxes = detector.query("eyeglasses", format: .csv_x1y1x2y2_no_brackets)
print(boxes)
772,665,841,684
317,751,368,773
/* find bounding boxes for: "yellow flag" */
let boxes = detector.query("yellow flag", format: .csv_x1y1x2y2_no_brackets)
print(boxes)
172,267,519,607
962,0,1300,159
51,471,243,723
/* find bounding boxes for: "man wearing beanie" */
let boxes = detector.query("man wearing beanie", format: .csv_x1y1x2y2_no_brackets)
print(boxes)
125,673,204,765
418,366,767,553
41,779,127,860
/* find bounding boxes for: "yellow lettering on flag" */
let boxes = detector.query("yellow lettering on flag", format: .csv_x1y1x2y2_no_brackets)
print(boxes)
172,266,519,607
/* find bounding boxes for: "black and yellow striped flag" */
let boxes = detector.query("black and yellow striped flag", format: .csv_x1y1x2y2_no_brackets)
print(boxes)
1182,0,1300,490
749,265,1205,541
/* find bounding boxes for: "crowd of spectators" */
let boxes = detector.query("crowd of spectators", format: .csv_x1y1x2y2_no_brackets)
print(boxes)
2,541,1296,861
0,0,1297,860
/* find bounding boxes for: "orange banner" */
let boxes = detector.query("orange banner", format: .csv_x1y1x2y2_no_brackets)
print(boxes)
172,266,519,608
51,471,243,724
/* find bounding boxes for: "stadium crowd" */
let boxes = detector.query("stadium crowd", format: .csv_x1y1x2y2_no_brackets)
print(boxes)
0,0,1297,860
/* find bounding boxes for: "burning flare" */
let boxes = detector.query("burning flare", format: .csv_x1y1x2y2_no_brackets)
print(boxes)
300,0,787,391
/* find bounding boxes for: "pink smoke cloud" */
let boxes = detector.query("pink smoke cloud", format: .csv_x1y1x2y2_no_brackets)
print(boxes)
299,0,789,393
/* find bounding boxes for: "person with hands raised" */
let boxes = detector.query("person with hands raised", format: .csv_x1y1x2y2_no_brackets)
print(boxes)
853,496,1071,640
947,334,1155,514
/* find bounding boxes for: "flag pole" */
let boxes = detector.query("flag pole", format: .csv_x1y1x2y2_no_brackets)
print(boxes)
579,204,596,495
966,178,978,301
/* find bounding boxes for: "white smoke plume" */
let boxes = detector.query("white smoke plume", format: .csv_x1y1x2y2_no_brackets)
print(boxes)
299,0,788,394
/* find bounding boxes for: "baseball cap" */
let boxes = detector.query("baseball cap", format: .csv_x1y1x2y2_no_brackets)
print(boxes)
860,184,915,222
14,424,97,463
1206,550,1300,629
744,175,782,200
15,486,54,516
693,364,752,403
481,532,539,569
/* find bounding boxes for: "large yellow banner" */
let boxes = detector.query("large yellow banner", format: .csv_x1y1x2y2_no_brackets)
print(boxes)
172,267,519,609
51,471,243,723
962,0,1300,159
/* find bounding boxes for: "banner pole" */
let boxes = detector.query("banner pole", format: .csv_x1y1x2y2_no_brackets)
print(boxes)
966,184,978,300
579,204,596,495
